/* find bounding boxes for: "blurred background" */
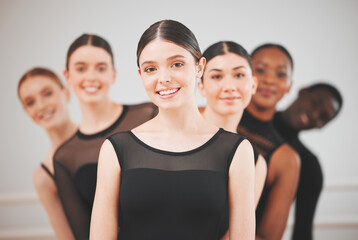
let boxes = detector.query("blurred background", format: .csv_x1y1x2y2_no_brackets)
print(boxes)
0,0,357,239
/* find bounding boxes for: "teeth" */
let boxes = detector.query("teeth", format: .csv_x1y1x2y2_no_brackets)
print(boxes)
158,88,179,96
40,110,55,120
84,86,99,93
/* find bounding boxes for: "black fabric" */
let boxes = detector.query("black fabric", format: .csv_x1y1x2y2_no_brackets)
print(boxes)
108,129,246,240
53,103,158,240
41,163,54,179
273,112,323,240
237,109,285,229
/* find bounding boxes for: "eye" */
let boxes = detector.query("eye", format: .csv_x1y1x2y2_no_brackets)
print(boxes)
144,67,156,73
235,73,245,78
172,62,184,68
25,100,35,107
98,66,107,72
277,72,287,78
211,74,222,80
255,68,265,74
44,90,53,97
76,66,86,72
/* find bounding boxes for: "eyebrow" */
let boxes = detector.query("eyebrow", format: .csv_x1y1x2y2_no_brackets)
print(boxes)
74,62,108,66
141,55,186,67
209,66,246,72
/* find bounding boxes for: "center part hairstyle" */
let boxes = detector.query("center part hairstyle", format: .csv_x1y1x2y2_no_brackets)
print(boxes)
17,67,64,98
251,43,294,70
136,19,202,66
201,41,252,81
66,33,114,69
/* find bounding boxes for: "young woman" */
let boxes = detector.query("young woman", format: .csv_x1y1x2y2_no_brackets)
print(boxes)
237,43,301,240
90,20,255,240
198,41,267,239
18,67,77,239
53,34,158,239
273,82,343,240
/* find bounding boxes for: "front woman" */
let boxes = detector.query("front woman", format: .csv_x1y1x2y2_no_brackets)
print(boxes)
237,43,301,239
53,34,158,239
18,67,77,239
90,20,255,240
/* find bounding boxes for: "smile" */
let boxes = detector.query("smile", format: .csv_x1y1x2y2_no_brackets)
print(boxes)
157,88,180,96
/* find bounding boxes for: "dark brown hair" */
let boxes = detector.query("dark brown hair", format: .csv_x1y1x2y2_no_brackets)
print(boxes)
18,67,63,98
66,33,114,70
136,20,201,67
251,43,294,70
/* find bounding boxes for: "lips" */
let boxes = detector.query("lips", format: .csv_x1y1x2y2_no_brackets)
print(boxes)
82,84,101,94
219,96,240,104
156,88,180,97
257,87,275,97
38,108,56,121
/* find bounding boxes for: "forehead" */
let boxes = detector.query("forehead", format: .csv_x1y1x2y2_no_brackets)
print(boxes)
69,45,112,64
19,76,60,99
206,52,250,70
139,39,193,64
252,47,291,68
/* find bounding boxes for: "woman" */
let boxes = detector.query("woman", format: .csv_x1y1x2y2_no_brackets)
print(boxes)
53,34,158,239
90,20,255,240
18,67,77,239
198,41,267,239
237,43,301,240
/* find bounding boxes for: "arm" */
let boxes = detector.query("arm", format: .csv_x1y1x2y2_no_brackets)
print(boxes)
256,144,300,240
255,155,267,208
33,167,75,240
90,139,120,240
228,139,255,240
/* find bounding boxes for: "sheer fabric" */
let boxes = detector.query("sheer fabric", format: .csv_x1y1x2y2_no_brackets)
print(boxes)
237,110,285,229
274,112,323,240
108,129,246,240
53,103,158,240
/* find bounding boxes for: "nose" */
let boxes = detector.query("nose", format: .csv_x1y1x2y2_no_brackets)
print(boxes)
158,69,171,84
223,78,236,93
261,71,275,85
35,98,47,111
85,68,98,81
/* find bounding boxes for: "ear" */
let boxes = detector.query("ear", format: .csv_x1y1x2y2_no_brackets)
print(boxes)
195,57,206,78
286,78,293,93
197,80,206,97
111,68,117,84
64,87,71,101
63,69,70,84
252,76,258,95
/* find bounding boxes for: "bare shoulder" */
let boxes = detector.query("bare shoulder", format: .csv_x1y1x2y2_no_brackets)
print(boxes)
33,166,57,194
230,139,255,171
270,143,300,175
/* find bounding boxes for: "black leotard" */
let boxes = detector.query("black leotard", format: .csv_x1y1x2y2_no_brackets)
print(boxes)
273,112,323,240
41,163,54,179
237,109,285,230
53,103,158,240
108,129,247,240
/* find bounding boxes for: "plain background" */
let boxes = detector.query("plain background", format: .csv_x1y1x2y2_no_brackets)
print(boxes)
0,0,357,239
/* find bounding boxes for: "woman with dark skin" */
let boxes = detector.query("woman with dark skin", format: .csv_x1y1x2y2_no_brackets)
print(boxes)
53,34,157,239
18,67,76,239
273,83,343,240
237,43,300,240
91,20,255,240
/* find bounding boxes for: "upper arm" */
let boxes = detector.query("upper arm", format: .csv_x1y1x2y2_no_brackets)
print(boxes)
254,155,267,208
257,144,300,239
33,167,75,240
228,139,255,240
90,139,121,240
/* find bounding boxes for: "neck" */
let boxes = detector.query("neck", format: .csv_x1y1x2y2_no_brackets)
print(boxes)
202,106,242,133
79,98,122,133
46,119,77,151
156,100,212,134
246,102,275,121
280,106,300,131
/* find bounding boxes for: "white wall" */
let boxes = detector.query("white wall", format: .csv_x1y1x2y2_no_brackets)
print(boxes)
0,0,357,239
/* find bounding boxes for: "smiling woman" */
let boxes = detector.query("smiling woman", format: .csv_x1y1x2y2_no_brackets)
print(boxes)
17,67,77,239
52,34,158,239
90,20,255,240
